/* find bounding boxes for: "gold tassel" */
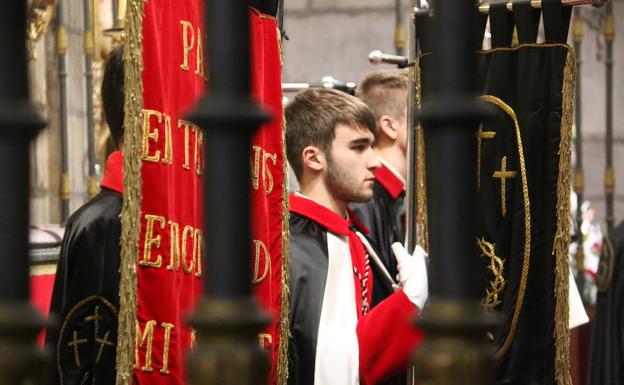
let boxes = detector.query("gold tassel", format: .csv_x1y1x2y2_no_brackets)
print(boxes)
115,1,144,384
553,48,575,385
276,31,291,385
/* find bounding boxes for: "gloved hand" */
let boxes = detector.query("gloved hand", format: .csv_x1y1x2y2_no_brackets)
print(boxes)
391,243,428,311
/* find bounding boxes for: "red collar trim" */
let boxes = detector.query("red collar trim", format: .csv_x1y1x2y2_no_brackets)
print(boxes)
289,194,369,235
100,151,123,193
375,163,404,199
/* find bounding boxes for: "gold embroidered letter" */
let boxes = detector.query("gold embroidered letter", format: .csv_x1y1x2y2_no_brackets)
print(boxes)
162,114,173,164
263,151,278,195
193,126,204,176
141,214,165,268
258,333,273,349
193,228,204,277
142,109,162,162
195,26,205,78
251,146,262,190
252,240,271,284
167,220,180,271
180,20,194,72
178,120,194,170
182,225,195,274
190,329,198,349
137,320,157,372
160,323,175,374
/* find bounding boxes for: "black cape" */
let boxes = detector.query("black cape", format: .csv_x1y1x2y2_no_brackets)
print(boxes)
288,211,330,385
45,188,122,385
588,220,624,385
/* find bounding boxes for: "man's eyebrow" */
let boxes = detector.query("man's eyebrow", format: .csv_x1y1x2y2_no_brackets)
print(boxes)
349,137,372,146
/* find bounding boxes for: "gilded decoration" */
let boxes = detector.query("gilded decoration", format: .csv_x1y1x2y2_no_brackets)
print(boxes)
478,95,531,359
477,237,505,311
27,1,54,60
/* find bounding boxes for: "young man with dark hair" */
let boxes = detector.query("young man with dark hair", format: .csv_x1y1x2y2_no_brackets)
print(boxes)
285,88,427,385
351,69,410,306
45,45,124,385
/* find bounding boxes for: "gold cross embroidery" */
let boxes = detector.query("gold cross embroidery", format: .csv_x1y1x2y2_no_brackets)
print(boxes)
67,330,88,368
476,124,496,190
95,330,114,363
492,156,517,218
84,305,102,324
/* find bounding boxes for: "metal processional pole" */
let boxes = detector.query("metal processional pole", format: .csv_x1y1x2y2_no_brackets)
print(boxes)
603,1,615,237
415,0,494,384
186,0,271,384
395,0,405,56
572,7,586,299
83,0,98,198
0,1,47,384
56,0,70,222
405,0,419,255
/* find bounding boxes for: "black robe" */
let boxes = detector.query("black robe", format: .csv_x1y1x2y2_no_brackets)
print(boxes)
288,209,331,385
45,152,123,385
588,220,624,385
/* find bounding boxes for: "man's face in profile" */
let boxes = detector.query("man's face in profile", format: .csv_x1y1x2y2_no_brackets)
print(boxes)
324,123,379,204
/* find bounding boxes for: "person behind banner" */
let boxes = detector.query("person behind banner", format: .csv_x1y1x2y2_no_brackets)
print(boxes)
285,88,427,385
350,69,409,308
45,45,124,385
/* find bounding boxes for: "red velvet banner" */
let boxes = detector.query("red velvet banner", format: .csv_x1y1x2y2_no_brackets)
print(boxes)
135,1,205,383
134,3,285,385
249,8,286,385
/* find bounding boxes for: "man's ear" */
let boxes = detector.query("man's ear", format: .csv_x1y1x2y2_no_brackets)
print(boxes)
378,115,397,141
302,146,324,172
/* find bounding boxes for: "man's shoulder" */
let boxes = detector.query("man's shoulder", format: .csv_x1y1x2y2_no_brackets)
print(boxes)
288,211,328,259
66,189,122,233
289,211,323,235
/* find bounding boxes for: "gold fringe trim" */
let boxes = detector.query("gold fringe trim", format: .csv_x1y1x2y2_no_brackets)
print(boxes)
115,1,144,385
276,32,290,385
415,56,429,252
479,95,531,360
553,48,575,385
480,42,571,54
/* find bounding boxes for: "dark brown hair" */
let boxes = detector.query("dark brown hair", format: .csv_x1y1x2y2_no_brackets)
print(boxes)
285,88,375,180
101,45,124,148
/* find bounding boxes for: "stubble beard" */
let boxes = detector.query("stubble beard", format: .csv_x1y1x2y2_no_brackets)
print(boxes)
325,156,373,204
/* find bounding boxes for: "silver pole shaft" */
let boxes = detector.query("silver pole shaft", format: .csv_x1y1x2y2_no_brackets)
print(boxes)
405,0,418,254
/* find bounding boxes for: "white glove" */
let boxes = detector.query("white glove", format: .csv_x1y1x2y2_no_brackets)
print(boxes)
392,243,428,311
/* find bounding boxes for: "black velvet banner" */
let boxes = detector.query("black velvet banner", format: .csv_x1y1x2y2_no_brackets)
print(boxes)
476,43,574,385
420,42,575,385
